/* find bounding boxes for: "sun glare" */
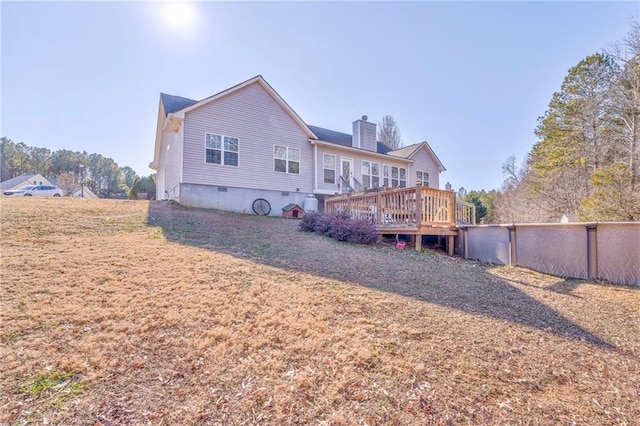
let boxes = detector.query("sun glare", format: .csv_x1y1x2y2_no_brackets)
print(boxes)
161,2,198,33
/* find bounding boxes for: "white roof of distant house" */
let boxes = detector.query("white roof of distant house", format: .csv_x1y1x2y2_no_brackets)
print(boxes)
0,173,51,189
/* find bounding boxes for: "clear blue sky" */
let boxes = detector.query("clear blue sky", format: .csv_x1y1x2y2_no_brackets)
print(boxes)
2,1,637,191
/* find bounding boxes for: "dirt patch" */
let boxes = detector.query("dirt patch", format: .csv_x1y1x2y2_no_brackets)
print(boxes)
1,198,639,424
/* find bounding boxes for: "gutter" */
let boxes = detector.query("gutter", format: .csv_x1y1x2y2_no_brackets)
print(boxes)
309,139,416,163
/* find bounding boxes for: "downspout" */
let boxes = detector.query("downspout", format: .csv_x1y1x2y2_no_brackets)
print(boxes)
178,122,184,201
313,142,318,193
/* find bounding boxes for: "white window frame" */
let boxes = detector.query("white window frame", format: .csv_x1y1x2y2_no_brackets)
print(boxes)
391,166,407,188
361,160,381,189
383,164,390,187
274,145,300,174
205,133,239,167
323,154,336,184
416,170,430,187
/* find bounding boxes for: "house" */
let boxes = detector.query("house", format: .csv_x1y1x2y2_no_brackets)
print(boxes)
0,173,52,190
69,186,99,199
150,75,446,215
48,177,99,199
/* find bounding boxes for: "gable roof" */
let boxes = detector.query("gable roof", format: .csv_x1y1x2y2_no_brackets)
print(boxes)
0,173,42,189
388,141,446,172
152,75,318,170
307,125,392,155
160,93,198,115
387,142,423,158
173,75,317,139
152,76,445,172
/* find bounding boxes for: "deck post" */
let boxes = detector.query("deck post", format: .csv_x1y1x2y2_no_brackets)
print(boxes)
586,223,598,281
507,225,517,266
416,234,422,252
461,226,468,259
448,191,456,225
415,183,423,227
448,234,454,256
376,190,382,224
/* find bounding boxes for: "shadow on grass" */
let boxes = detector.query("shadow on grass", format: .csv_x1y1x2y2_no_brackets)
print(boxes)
147,201,615,349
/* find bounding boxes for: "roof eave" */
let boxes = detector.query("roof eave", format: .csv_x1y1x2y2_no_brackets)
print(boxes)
152,98,166,168
309,139,416,163
174,75,317,139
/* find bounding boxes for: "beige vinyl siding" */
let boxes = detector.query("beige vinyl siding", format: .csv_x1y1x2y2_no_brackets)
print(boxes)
159,130,182,196
182,82,312,192
409,148,441,189
314,146,410,193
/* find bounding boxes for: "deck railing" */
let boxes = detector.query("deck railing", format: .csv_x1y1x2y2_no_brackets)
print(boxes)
456,200,476,225
325,184,476,227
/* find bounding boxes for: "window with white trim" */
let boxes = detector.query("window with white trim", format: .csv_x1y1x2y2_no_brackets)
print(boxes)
362,161,381,189
383,165,390,187
416,171,429,187
323,154,336,184
205,133,239,166
391,166,407,188
274,145,300,174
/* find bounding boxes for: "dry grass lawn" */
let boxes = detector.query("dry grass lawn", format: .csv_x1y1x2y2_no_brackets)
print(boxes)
1,198,639,425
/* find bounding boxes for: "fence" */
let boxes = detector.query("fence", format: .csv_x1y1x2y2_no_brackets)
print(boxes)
457,222,640,286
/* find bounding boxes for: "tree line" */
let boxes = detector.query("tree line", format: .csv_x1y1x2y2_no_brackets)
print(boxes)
464,22,639,223
0,137,155,199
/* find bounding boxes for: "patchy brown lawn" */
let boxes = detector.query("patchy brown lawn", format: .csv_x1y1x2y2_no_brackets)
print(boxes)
1,198,639,425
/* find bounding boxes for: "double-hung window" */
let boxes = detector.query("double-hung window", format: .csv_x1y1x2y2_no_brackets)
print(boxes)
416,171,429,187
383,165,390,187
362,161,380,189
205,133,239,166
323,154,336,183
391,166,407,188
274,145,300,174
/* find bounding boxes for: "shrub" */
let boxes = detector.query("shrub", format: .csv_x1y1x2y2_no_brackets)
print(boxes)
346,218,378,244
299,211,322,232
327,210,352,241
299,211,377,245
314,213,333,236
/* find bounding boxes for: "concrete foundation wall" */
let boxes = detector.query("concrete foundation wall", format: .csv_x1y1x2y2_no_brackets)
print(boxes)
458,223,639,286
179,183,311,217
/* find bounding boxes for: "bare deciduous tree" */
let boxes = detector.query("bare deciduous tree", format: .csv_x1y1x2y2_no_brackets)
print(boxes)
606,20,640,191
56,171,77,196
378,115,402,150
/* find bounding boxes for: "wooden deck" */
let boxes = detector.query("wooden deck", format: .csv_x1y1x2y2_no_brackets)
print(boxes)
324,184,476,255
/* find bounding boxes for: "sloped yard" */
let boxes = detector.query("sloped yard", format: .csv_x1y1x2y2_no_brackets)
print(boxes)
1,198,639,425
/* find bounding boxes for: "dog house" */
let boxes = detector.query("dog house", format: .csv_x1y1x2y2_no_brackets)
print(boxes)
282,203,305,219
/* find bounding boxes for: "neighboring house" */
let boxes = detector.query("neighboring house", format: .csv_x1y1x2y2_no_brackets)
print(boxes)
69,186,99,199
48,177,99,199
150,75,446,215
0,174,52,190
560,213,578,223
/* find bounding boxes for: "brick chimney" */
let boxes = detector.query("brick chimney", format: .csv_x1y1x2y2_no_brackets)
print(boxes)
352,115,377,152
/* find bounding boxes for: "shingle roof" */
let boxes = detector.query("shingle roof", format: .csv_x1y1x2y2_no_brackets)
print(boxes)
307,125,392,155
307,125,352,147
0,174,38,189
388,141,446,171
387,142,424,159
160,93,198,115
377,142,393,154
